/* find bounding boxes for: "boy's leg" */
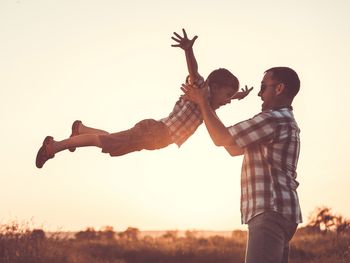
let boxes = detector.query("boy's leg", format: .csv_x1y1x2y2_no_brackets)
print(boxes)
36,119,172,168
68,120,170,144
69,121,109,152
245,212,297,263
36,134,104,168
55,134,103,154
100,119,172,156
72,121,110,136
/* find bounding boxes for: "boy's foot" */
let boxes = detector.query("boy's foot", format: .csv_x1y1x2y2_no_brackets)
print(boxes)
36,136,55,168
68,120,82,152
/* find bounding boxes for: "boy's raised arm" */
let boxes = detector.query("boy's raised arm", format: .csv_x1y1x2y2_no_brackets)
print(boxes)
171,29,200,84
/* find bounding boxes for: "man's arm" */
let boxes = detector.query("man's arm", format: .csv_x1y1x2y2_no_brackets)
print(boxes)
171,29,200,84
224,145,244,156
181,83,244,156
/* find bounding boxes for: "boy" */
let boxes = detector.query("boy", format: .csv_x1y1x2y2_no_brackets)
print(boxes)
36,29,251,168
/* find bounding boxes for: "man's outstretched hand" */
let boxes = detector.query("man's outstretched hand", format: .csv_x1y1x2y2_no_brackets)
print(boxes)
180,83,208,107
231,86,254,100
171,28,198,51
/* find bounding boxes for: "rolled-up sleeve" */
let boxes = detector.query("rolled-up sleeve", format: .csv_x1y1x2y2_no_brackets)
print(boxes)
227,112,276,148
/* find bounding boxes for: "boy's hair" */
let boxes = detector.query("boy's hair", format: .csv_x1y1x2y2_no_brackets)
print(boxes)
265,67,300,99
207,68,239,92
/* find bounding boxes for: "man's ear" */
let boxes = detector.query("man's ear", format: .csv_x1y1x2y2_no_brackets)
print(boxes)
275,83,285,96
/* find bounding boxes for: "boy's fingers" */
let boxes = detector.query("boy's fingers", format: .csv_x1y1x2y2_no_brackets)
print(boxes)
181,84,188,92
182,28,187,38
173,32,182,39
171,37,181,42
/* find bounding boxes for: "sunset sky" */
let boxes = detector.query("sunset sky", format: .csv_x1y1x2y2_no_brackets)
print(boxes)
1,0,350,232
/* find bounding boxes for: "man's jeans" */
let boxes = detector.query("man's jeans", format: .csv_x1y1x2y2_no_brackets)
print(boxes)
245,211,298,263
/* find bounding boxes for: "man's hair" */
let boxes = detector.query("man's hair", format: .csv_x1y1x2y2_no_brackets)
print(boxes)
207,68,239,92
265,67,300,99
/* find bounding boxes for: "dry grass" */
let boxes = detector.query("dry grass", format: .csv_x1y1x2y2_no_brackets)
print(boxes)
0,222,349,263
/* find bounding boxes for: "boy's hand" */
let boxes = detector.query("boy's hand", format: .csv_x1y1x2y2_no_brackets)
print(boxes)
231,85,254,100
171,28,198,51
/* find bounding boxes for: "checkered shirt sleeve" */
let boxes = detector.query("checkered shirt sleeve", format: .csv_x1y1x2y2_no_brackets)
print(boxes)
227,112,277,148
160,75,205,147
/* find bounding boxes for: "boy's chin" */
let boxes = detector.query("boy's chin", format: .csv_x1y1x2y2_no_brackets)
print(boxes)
213,104,220,110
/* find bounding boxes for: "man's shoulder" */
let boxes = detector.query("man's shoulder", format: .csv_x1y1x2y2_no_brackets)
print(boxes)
262,108,299,131
250,111,276,122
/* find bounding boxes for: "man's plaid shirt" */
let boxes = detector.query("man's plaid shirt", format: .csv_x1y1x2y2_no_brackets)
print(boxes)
160,76,205,146
228,107,302,224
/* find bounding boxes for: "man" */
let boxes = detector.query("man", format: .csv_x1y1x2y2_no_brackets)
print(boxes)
35,29,251,168
181,67,302,263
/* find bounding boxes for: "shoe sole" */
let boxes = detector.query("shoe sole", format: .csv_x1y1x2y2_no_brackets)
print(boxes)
36,136,54,168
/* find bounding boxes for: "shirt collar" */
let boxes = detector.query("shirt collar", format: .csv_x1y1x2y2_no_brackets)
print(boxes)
263,106,293,112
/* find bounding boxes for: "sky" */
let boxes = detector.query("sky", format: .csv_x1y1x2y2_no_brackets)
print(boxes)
1,0,350,232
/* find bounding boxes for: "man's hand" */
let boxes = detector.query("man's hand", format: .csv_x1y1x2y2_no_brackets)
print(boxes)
180,83,208,107
171,28,198,51
231,85,254,100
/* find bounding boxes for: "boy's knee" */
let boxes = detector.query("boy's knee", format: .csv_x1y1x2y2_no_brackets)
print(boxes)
133,119,159,130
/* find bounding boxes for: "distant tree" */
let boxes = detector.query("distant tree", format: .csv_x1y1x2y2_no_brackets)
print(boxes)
118,227,140,241
307,206,350,234
75,227,98,240
333,215,350,235
162,230,178,242
99,226,116,241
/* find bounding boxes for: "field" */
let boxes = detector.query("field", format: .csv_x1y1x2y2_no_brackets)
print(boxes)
0,223,349,263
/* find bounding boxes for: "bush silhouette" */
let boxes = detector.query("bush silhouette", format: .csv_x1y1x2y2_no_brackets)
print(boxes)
307,206,350,234
118,227,140,241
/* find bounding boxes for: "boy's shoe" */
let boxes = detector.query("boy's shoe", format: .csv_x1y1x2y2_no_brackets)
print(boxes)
36,136,55,168
68,120,81,152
